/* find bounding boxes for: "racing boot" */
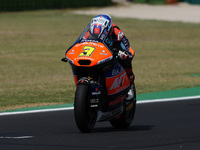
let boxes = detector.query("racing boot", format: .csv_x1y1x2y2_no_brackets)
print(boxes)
125,69,135,101
126,84,134,101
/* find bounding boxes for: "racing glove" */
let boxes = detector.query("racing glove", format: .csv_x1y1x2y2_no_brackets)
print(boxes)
118,50,129,60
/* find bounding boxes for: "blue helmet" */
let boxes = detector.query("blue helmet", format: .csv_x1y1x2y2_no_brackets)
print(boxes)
89,14,113,38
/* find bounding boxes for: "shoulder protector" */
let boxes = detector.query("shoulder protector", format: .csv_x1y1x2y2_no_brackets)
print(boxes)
113,24,124,41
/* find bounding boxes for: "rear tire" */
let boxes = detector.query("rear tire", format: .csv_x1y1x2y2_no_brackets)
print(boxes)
110,83,136,129
74,84,97,133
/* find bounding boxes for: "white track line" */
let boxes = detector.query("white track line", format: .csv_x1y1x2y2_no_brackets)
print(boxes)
0,107,73,116
0,95,200,116
137,95,200,104
0,136,34,139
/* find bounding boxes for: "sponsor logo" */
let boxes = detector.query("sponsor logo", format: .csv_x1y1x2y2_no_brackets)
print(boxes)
109,95,126,107
92,91,101,95
118,31,124,41
109,72,126,90
112,67,122,76
100,33,106,40
93,18,107,24
105,38,113,46
90,98,99,104
75,42,104,48
68,49,75,54
100,50,108,55
126,102,133,111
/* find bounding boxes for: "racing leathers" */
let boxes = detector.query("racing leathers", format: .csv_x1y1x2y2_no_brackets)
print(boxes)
111,23,135,85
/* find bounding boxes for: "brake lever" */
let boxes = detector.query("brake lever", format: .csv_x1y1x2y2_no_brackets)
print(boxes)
61,58,68,62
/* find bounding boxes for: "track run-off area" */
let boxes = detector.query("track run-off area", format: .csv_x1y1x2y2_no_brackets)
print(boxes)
0,87,200,150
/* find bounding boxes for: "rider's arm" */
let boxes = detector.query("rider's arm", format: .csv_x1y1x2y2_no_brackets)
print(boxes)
113,24,134,60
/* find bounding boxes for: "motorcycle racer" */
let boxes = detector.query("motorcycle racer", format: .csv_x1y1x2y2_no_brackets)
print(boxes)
63,14,137,132
89,14,135,99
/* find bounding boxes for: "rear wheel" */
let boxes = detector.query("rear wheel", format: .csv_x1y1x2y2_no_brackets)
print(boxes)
110,83,136,129
74,84,97,133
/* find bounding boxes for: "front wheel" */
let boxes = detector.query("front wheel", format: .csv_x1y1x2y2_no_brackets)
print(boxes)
110,83,136,129
74,84,97,133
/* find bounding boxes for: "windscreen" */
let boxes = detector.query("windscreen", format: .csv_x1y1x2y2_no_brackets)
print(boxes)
75,23,114,50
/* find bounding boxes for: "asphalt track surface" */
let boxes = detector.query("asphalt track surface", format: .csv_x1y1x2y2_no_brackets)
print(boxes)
0,98,200,150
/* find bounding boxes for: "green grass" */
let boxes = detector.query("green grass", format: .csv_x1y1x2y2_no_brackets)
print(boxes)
0,10,200,111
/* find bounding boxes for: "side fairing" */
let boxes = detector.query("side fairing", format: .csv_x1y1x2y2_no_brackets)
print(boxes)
105,62,130,95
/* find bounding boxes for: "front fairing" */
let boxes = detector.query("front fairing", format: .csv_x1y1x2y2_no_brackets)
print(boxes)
66,42,113,67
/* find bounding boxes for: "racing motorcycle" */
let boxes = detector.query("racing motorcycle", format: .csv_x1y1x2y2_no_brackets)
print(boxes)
62,24,136,133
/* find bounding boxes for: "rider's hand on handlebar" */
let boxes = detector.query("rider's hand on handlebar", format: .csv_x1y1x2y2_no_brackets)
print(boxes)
118,50,129,60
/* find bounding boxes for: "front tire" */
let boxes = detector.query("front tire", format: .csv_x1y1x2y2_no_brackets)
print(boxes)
74,84,97,133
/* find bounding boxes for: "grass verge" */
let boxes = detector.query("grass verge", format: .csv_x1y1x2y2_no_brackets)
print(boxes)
0,10,200,111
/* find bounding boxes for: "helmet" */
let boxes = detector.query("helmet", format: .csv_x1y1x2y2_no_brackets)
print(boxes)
89,14,113,38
